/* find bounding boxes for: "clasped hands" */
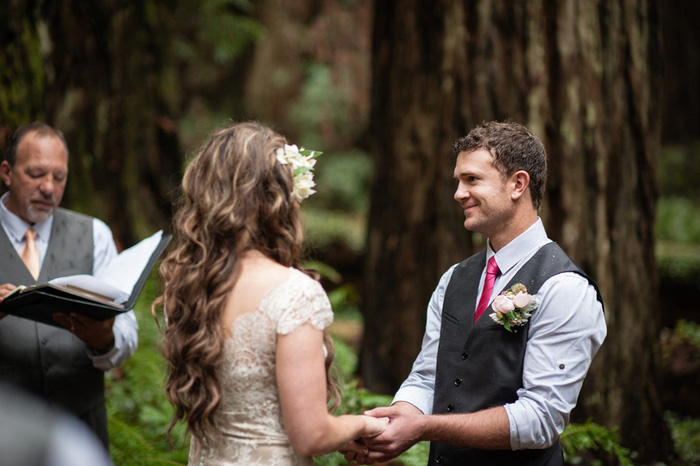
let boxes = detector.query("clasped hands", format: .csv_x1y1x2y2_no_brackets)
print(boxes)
340,401,424,464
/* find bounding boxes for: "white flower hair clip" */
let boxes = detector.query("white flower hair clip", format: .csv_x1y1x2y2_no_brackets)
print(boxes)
275,144,321,203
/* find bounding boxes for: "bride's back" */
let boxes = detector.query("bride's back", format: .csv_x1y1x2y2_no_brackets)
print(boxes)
193,257,328,466
221,251,291,338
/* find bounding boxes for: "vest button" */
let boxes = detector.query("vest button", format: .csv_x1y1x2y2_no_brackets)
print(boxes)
436,455,443,464
447,404,454,412
461,352,468,359
454,378,462,386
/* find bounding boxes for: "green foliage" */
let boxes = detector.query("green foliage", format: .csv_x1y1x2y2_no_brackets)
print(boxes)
301,149,374,253
313,149,374,213
0,7,47,128
656,196,700,244
291,63,356,148
657,242,700,297
327,284,364,322
169,0,264,65
290,60,375,256
168,0,265,153
303,207,367,252
656,143,700,313
665,412,700,465
560,420,634,465
670,319,700,351
659,142,700,201
303,260,363,322
332,335,359,380
107,275,189,465
304,259,344,284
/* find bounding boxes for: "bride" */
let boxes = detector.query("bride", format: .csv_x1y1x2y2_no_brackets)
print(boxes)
153,122,386,465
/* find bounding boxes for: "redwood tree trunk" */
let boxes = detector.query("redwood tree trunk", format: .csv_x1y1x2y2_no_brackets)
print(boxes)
44,0,181,248
1,0,182,249
362,0,667,460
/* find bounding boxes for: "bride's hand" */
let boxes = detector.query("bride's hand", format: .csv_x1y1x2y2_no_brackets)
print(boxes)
362,415,389,438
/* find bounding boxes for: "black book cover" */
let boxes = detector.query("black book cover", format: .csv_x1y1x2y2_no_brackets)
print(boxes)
0,230,171,326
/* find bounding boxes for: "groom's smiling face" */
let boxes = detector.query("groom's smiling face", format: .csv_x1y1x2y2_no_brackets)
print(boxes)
453,148,515,237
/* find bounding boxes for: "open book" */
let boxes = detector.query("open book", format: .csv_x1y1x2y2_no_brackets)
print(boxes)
0,230,172,326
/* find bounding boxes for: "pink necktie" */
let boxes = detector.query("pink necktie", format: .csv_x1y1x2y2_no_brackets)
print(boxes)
21,227,40,280
474,256,500,322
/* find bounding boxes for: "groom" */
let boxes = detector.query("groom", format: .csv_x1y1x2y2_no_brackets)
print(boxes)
345,121,606,465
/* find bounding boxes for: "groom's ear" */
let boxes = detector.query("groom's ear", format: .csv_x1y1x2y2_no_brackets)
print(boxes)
510,170,530,201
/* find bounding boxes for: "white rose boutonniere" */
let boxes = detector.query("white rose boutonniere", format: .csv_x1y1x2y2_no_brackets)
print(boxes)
489,283,539,332
275,144,322,203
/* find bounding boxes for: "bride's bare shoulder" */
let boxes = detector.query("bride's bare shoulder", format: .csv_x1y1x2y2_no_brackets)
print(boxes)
230,251,293,302
222,252,293,332
240,251,291,281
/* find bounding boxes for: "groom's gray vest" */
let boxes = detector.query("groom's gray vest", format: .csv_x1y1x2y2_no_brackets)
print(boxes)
428,242,602,466
0,208,105,421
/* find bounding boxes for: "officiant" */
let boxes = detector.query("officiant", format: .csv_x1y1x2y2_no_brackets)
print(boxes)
0,122,138,448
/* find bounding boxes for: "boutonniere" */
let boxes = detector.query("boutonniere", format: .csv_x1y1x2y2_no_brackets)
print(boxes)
489,283,539,332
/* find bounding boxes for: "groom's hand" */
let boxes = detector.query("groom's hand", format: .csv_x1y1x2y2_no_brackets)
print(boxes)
343,401,424,464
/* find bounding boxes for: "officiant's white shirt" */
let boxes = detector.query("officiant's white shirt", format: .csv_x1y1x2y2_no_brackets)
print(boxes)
0,192,138,370
393,218,607,450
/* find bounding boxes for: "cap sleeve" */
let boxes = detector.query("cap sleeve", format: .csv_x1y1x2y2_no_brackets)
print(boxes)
275,271,334,335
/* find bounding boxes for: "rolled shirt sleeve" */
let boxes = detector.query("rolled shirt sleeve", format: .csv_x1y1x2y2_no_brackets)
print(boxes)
392,265,458,414
86,218,139,370
505,273,606,449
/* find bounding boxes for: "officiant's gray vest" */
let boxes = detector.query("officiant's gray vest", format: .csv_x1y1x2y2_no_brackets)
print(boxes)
428,242,602,466
0,208,104,419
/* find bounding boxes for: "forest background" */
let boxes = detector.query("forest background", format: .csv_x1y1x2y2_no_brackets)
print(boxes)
1,0,699,465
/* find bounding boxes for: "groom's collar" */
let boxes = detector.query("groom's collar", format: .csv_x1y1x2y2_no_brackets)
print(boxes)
488,218,549,276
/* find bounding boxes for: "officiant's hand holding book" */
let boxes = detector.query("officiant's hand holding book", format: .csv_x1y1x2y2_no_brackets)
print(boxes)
0,230,172,327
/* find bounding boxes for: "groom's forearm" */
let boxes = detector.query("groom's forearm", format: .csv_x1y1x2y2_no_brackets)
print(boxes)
420,406,511,450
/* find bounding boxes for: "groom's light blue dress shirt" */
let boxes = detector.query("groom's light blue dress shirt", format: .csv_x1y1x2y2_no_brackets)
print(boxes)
393,218,607,450
0,192,138,370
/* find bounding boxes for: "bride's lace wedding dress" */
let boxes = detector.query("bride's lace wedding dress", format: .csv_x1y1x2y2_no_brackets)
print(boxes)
188,268,334,465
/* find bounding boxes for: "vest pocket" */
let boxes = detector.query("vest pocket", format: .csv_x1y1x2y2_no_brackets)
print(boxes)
442,311,459,325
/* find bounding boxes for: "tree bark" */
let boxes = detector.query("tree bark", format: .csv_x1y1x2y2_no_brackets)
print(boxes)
1,0,182,249
43,0,181,248
362,0,475,395
363,0,667,460
0,0,48,139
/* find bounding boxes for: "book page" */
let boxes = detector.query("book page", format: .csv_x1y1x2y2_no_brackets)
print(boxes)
94,230,164,297
49,275,129,303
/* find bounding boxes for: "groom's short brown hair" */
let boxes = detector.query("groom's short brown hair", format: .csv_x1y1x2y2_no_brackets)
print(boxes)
453,121,547,209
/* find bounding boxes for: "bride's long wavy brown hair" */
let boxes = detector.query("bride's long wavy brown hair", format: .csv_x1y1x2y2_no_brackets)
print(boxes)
152,122,339,449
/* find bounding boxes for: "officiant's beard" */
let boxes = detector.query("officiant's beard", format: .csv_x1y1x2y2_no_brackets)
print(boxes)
26,201,58,223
